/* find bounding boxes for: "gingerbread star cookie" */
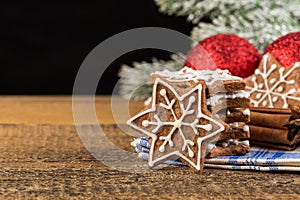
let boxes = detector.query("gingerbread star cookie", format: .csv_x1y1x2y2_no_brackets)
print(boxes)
244,53,300,109
127,78,225,173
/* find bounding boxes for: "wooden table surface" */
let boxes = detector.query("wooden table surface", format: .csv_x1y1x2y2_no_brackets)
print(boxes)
1,96,299,199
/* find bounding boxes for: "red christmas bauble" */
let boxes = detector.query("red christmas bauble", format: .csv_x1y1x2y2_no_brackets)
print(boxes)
185,34,261,78
264,32,300,67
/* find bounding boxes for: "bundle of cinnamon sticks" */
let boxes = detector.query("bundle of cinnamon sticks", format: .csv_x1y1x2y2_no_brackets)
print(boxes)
249,106,300,150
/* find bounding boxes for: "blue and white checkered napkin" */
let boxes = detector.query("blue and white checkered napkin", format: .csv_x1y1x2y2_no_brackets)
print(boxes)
132,137,300,171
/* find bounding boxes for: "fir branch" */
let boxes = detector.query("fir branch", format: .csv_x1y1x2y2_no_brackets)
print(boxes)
154,0,300,24
118,53,185,100
190,1,300,52
154,0,254,24
155,0,300,51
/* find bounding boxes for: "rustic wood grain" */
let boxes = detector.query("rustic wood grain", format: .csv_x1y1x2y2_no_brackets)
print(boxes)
0,95,144,125
0,96,299,199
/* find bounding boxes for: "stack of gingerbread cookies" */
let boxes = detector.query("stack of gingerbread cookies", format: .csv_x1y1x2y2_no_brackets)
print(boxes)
128,67,251,172
151,68,252,158
244,53,300,150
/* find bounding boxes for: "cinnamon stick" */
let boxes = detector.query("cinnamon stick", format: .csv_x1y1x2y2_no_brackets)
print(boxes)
248,111,290,129
249,125,300,146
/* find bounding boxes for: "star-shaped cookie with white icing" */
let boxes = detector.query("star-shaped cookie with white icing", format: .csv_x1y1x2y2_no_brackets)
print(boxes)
127,78,225,173
244,53,300,109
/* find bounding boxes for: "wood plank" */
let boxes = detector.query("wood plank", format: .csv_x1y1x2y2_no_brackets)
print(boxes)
0,123,299,199
0,95,143,125
0,96,299,198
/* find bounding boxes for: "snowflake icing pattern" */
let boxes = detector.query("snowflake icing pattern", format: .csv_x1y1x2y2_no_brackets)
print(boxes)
153,67,242,86
245,54,300,108
127,78,224,171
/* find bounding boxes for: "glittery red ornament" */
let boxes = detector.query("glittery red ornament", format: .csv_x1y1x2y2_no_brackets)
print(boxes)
185,34,261,78
264,32,300,67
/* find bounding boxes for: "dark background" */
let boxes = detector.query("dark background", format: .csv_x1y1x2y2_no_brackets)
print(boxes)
1,0,193,94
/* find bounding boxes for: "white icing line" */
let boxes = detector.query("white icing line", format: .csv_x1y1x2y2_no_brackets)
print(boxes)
207,90,250,106
242,108,250,116
243,125,249,132
216,140,250,147
144,97,152,106
229,123,249,132
152,67,242,85
127,78,225,171
246,53,300,108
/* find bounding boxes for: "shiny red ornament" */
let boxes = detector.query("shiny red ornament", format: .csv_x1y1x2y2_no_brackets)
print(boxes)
264,32,300,67
185,34,261,78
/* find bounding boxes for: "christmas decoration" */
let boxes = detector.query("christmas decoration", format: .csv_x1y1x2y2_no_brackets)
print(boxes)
119,0,300,100
155,0,300,52
184,34,260,78
264,32,300,67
